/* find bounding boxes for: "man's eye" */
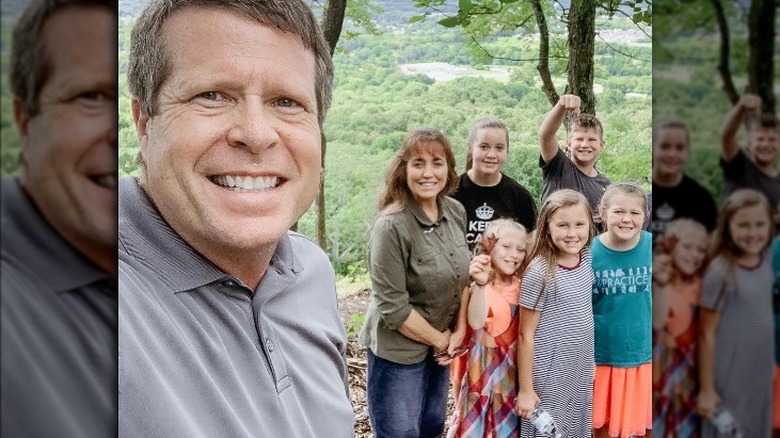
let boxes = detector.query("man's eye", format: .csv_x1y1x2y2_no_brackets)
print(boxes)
276,98,298,108
198,91,222,101
78,91,102,100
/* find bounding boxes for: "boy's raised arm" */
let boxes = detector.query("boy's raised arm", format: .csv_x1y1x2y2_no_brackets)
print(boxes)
720,93,761,162
539,94,581,163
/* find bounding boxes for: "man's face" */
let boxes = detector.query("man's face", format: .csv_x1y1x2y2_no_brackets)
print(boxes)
15,7,117,261
748,126,779,168
135,9,321,262
566,127,604,166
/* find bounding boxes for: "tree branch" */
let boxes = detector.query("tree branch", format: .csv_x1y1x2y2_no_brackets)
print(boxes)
595,33,650,63
710,0,739,104
468,35,567,63
611,9,652,39
531,0,559,106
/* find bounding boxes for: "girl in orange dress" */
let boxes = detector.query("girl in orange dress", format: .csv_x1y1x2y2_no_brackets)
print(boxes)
448,219,528,437
652,219,709,437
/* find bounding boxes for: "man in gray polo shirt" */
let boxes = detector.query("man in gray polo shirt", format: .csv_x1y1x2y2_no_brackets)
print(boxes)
1,0,117,436
119,0,354,436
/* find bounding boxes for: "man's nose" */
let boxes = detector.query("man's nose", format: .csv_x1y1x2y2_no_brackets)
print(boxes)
226,98,280,154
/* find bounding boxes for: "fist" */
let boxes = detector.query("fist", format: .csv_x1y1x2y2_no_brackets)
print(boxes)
468,254,491,286
739,93,762,112
558,94,581,114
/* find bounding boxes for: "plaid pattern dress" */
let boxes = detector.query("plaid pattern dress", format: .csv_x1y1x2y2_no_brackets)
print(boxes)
448,281,520,438
652,280,701,438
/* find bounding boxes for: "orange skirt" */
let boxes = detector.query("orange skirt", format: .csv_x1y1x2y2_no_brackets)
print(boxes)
593,363,652,437
773,365,780,429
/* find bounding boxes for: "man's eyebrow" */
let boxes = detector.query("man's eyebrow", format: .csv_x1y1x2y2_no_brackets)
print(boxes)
171,77,244,91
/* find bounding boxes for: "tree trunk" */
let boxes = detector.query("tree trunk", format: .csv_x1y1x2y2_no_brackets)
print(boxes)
747,0,775,115
565,0,597,115
530,0,558,106
315,0,348,251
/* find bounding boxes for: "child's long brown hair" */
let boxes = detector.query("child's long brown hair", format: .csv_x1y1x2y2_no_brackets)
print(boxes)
526,189,594,307
710,188,773,305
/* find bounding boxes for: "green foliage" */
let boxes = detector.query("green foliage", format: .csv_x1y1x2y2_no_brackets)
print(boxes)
1,18,20,176
115,7,650,277
345,313,366,337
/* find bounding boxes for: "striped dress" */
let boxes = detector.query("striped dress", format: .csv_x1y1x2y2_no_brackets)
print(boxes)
519,251,595,438
699,253,774,437
448,279,521,438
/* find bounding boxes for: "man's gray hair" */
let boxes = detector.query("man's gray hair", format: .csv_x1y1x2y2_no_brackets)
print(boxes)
127,0,334,127
9,0,116,117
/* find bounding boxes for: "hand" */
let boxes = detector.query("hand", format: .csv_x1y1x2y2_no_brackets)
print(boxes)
433,329,451,354
738,93,762,113
468,254,491,287
515,389,541,419
558,94,581,114
696,389,721,418
447,327,467,354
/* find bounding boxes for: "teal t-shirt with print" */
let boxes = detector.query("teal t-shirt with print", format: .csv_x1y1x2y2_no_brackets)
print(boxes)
591,231,652,367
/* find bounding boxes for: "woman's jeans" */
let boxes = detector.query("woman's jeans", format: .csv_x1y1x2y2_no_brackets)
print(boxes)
366,349,450,438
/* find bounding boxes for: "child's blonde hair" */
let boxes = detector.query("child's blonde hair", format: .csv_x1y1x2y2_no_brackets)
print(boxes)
598,181,649,232
478,219,528,281
657,218,709,278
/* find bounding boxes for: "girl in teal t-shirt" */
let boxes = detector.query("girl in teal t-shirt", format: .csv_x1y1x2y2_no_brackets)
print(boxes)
591,182,652,438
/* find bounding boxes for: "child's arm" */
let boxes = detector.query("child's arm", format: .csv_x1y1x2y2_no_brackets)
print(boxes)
539,94,580,164
697,307,722,418
720,93,761,162
467,254,491,330
515,307,542,419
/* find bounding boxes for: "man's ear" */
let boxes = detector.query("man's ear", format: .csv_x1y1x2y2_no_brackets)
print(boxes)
13,98,30,144
131,97,150,161
131,97,149,139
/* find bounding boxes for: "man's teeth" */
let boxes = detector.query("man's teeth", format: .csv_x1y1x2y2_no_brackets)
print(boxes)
92,174,117,189
213,175,279,191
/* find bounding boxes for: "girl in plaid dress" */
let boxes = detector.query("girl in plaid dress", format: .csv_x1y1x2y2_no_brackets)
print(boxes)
448,219,528,437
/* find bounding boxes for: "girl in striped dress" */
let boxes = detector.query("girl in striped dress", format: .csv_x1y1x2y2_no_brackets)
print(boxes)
591,182,653,438
516,189,596,438
697,189,775,437
448,219,528,437
652,219,709,437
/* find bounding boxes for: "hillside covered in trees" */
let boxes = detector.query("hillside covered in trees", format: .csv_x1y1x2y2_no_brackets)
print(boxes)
0,2,652,278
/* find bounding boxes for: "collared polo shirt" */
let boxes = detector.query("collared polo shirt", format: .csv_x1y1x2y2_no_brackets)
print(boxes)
359,195,471,364
1,176,117,438
118,176,353,437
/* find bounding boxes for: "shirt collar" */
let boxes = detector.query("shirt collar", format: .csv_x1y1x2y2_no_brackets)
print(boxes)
1,176,111,292
407,194,450,228
118,176,298,293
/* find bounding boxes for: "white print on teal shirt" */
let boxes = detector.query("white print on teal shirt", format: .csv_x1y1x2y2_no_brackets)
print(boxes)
593,266,652,295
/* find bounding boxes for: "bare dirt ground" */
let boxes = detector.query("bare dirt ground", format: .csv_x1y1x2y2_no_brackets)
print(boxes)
337,287,456,438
